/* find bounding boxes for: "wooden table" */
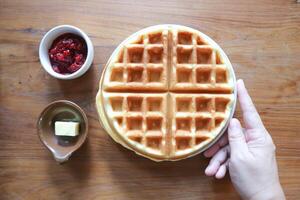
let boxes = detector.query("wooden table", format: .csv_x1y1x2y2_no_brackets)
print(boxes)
1,0,299,199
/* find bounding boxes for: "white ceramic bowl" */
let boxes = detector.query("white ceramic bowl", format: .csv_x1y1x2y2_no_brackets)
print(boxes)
39,25,94,80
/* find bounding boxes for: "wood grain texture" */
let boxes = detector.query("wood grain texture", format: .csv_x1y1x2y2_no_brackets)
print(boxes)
0,0,299,199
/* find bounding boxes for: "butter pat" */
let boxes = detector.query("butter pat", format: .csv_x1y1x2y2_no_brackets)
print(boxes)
55,121,80,136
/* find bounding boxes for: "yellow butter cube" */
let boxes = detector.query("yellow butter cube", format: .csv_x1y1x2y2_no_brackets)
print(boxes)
55,121,80,136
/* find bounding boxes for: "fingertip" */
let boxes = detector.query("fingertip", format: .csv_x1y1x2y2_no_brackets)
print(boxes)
231,118,239,123
215,165,226,179
205,166,214,176
236,80,265,130
237,79,244,86
237,79,246,93
229,118,242,130
215,173,224,179
205,162,219,176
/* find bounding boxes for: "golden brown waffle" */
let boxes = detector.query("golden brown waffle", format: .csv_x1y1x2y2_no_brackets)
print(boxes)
103,29,169,92
96,25,236,161
169,93,233,159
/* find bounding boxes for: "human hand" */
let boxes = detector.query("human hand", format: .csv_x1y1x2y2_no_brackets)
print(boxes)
204,79,285,200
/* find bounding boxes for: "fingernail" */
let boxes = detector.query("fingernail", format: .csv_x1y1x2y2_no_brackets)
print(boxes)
240,79,245,87
230,118,239,129
237,79,244,86
205,165,212,175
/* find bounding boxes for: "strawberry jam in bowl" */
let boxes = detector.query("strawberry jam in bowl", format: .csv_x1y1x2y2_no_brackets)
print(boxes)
49,33,87,74
39,25,94,80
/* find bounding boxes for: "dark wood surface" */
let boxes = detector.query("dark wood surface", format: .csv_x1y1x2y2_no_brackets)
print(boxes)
0,0,299,199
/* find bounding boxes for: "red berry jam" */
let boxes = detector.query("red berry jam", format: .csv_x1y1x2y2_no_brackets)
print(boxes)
49,33,87,74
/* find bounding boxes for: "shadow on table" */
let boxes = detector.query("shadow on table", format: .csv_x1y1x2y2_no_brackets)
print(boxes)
46,136,92,199
54,62,101,109
105,142,236,199
65,137,92,179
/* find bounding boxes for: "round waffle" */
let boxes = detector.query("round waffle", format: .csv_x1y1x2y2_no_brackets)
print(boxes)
96,25,237,161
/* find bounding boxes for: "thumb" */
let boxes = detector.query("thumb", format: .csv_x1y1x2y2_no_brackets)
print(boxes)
228,118,248,155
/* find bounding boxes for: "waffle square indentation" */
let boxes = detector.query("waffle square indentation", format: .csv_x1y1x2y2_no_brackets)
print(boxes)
195,117,212,131
215,97,230,112
195,135,210,145
216,68,227,83
196,68,212,83
196,47,213,64
115,116,123,127
149,32,162,44
176,117,192,131
128,135,142,143
147,67,162,82
146,137,162,149
110,97,123,111
176,98,192,112
196,36,206,45
176,137,191,150
196,97,212,112
148,47,163,63
127,46,144,63
127,97,143,111
177,47,193,64
117,50,124,63
215,117,224,128
216,51,223,64
147,117,162,131
127,67,143,82
178,32,192,45
110,68,124,82
176,68,192,83
127,116,143,130
147,97,162,112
